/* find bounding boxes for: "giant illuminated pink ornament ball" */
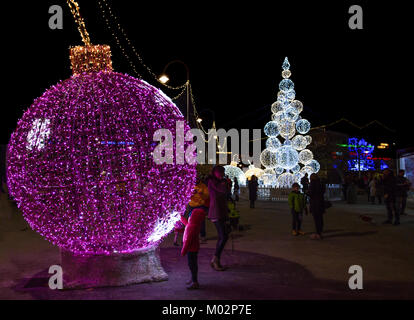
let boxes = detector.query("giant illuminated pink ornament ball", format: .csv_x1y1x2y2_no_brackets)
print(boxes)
7,62,196,255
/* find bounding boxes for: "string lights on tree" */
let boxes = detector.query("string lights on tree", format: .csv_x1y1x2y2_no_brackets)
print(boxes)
259,57,319,188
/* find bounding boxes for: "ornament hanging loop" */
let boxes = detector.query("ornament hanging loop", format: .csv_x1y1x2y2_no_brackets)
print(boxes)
66,0,92,46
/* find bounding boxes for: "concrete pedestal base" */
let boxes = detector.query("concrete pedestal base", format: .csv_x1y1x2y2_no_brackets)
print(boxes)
61,246,168,289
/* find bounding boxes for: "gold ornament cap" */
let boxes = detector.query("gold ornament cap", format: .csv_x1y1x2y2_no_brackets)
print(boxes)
69,45,113,75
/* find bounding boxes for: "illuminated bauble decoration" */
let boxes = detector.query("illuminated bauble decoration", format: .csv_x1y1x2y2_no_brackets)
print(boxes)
296,119,311,134
259,57,318,189
291,164,301,173
292,135,307,150
282,57,291,70
284,107,299,121
272,111,287,124
282,70,291,79
275,145,299,170
279,79,294,92
271,101,283,114
260,173,277,187
266,137,281,151
308,159,320,173
7,46,196,255
298,149,314,165
277,172,296,188
290,100,303,114
264,121,280,137
224,165,247,186
260,149,278,169
275,167,284,175
300,165,314,176
279,121,296,139
293,172,304,181
245,165,264,180
286,90,296,100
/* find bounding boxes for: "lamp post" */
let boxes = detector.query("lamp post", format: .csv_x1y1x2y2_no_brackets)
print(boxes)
158,60,190,123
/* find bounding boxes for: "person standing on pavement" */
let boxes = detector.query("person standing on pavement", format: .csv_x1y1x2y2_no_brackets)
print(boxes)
301,173,310,194
308,173,326,240
207,166,231,271
396,169,411,217
288,183,306,236
382,169,399,225
233,179,240,201
181,208,207,290
248,175,259,208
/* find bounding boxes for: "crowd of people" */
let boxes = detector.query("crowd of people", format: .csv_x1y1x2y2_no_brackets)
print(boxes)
343,169,412,224
175,164,413,290
177,166,339,290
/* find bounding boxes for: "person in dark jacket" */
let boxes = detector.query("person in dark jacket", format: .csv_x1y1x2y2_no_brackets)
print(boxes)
382,169,399,225
233,179,240,201
307,173,326,240
248,175,259,208
207,165,230,271
396,169,411,217
300,173,310,194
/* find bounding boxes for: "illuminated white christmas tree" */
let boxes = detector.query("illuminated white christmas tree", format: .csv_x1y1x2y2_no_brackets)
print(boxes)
259,57,319,188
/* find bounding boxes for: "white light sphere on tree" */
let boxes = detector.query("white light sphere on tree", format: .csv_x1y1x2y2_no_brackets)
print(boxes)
275,145,299,170
296,119,311,134
291,164,301,173
266,137,281,151
292,135,307,150
272,111,287,124
260,149,278,168
308,159,320,173
299,149,313,165
279,79,294,92
271,101,283,114
284,107,299,121
282,70,291,79
264,121,280,137
275,167,284,175
277,172,296,188
300,165,314,176
290,100,303,114
279,121,296,139
305,135,312,145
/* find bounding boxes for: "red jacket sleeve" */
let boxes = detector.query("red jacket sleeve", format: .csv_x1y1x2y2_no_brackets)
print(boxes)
180,215,188,226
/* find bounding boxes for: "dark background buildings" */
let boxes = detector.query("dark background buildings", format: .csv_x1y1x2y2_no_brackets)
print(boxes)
2,1,412,148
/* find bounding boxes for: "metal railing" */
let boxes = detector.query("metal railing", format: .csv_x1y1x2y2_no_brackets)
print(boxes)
239,184,343,202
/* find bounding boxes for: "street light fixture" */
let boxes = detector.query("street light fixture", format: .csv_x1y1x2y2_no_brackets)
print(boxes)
158,74,170,84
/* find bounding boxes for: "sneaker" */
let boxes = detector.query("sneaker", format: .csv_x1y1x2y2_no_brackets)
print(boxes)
297,230,305,235
393,221,400,226
382,220,392,224
186,279,193,285
186,282,200,290
291,230,298,236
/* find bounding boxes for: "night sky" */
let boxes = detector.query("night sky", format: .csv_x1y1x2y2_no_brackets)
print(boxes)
3,1,412,146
